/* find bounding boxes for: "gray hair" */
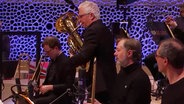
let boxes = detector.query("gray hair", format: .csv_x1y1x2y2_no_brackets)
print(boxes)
158,38,184,69
78,1,100,19
121,38,142,62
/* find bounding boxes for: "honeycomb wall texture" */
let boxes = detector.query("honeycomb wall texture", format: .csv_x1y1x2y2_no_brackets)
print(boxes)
0,0,183,60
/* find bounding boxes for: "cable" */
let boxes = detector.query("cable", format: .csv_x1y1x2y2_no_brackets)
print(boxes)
49,88,71,104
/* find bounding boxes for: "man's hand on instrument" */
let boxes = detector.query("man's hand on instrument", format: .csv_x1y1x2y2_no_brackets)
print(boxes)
39,85,53,94
165,16,177,29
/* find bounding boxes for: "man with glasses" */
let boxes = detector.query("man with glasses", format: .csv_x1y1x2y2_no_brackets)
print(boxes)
155,38,184,104
33,36,75,104
144,4,184,99
67,1,116,103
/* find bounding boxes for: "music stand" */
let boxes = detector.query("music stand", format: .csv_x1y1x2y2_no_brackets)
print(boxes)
147,21,170,44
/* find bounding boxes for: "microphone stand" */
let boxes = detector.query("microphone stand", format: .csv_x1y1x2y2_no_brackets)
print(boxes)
73,68,88,104
49,89,71,104
2,84,28,102
0,32,3,100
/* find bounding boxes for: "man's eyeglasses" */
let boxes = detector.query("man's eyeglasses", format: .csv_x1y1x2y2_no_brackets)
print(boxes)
78,13,90,18
155,53,164,58
44,49,53,54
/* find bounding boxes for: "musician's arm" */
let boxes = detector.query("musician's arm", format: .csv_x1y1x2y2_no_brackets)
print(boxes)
53,66,76,94
173,26,184,34
172,27,184,43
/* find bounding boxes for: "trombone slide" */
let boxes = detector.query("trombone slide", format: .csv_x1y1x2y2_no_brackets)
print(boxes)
165,22,176,39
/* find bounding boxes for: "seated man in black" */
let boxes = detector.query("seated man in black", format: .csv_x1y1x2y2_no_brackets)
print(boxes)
32,36,75,104
165,3,184,44
112,38,151,104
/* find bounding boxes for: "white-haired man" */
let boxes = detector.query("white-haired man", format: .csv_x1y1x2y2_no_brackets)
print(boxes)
67,1,116,104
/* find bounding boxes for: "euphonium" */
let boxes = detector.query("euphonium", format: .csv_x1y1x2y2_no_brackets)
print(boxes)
55,11,90,71
55,11,83,54
56,12,96,104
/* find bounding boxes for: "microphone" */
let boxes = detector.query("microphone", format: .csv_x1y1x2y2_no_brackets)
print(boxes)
73,68,87,104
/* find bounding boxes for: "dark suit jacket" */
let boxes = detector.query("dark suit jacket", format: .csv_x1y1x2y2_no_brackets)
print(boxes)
69,19,116,97
34,53,75,104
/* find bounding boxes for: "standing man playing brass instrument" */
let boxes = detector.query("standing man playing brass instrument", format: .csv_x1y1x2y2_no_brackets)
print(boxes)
165,3,184,44
33,36,75,104
67,1,116,104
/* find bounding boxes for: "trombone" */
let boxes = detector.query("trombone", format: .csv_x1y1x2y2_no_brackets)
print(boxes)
165,22,176,39
165,16,176,39
28,54,43,99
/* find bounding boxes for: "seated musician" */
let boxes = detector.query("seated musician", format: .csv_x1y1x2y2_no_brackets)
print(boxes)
155,38,184,104
85,38,151,104
112,38,151,104
144,3,184,99
32,36,75,104
165,3,184,44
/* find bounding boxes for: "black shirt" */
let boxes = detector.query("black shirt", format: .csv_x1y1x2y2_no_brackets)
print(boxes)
111,62,151,104
161,78,184,104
